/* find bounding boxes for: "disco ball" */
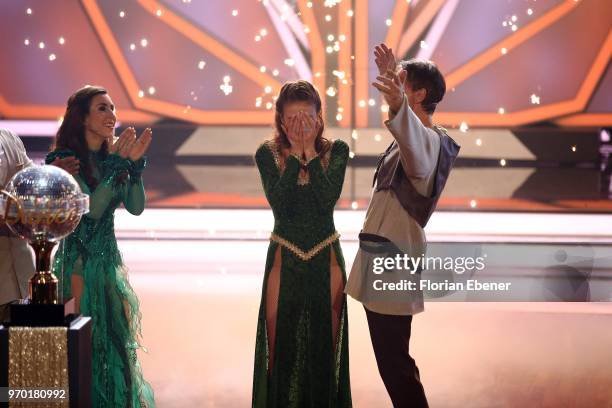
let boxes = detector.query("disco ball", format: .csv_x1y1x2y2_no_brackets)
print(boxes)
0,165,89,243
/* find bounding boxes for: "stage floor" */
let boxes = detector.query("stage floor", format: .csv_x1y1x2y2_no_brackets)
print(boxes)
118,210,612,407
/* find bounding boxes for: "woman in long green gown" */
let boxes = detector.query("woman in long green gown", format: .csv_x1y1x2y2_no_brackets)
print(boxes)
46,86,155,407
252,80,352,407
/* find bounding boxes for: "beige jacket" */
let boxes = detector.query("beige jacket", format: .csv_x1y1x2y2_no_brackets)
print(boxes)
345,99,440,315
0,128,35,305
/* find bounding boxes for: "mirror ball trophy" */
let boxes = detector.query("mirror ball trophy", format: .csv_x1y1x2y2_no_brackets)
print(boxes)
0,165,88,314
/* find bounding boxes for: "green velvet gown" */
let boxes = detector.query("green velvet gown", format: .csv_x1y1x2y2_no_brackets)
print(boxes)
46,149,155,408
252,139,352,407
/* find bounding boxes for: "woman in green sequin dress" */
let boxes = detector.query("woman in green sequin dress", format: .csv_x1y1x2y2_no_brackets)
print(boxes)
46,86,155,407
252,80,352,407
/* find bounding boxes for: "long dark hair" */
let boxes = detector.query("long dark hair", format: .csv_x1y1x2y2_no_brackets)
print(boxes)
53,85,109,188
273,80,331,156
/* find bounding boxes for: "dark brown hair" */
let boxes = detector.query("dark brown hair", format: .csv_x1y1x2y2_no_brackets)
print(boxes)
52,85,110,188
400,59,446,114
273,80,330,156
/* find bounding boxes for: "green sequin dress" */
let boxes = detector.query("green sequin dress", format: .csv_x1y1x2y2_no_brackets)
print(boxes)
252,139,352,407
46,149,155,408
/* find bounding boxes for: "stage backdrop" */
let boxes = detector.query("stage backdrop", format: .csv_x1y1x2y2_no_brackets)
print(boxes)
0,0,610,128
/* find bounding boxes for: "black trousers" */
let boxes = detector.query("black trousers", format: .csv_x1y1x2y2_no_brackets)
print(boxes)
365,307,429,408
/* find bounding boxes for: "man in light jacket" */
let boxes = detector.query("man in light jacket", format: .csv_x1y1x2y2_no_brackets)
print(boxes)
346,44,460,408
0,128,35,321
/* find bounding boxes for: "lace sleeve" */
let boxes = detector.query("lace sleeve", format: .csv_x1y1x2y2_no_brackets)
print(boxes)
121,157,146,215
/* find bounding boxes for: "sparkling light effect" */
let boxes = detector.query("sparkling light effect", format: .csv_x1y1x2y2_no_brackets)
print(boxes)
324,0,341,7
220,76,233,96
332,70,346,80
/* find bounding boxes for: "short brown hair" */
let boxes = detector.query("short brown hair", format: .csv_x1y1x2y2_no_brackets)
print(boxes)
400,59,446,114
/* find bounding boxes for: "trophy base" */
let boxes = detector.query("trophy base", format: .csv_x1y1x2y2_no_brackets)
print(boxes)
7,297,76,327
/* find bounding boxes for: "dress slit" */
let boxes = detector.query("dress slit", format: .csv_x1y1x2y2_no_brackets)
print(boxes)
265,245,282,375
329,248,344,353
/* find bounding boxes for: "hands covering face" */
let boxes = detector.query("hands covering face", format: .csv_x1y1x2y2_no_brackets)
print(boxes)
282,111,321,159
109,127,153,161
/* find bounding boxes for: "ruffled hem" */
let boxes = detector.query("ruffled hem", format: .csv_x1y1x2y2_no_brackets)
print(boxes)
55,243,155,407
